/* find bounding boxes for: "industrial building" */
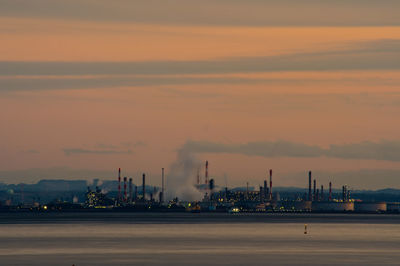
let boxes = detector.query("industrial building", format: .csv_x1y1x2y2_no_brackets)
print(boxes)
1,163,399,214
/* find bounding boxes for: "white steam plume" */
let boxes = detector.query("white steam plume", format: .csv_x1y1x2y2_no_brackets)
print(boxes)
166,148,203,201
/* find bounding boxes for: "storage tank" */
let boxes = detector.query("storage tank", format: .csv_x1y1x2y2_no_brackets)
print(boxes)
354,202,387,213
312,202,354,212
282,201,311,211
387,203,400,213
295,201,312,211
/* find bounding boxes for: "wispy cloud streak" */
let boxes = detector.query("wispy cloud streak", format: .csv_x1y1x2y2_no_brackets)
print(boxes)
1,0,400,26
63,148,133,156
182,140,400,162
1,39,399,79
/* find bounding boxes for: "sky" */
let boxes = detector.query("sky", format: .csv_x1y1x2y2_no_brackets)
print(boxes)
1,0,400,190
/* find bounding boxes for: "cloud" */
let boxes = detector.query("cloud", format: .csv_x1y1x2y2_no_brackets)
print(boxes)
0,166,116,184
1,0,399,26
328,141,400,161
1,39,399,83
181,140,400,162
63,148,133,156
0,76,264,92
182,140,323,158
1,75,398,93
62,142,145,156
159,87,223,99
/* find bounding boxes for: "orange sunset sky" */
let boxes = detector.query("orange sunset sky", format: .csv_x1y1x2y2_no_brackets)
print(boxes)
1,0,400,190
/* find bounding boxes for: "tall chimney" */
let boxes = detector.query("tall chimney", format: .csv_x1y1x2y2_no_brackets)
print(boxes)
142,173,146,201
134,185,138,201
269,169,273,200
246,182,249,200
123,177,127,202
161,168,165,203
129,178,133,203
329,182,332,201
313,179,316,201
320,185,324,201
118,168,121,202
197,167,200,185
342,185,345,201
316,189,319,201
21,184,24,204
308,171,312,201
263,179,268,201
205,161,209,185
151,186,155,201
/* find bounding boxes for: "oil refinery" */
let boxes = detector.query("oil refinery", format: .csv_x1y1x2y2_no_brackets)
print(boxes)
1,162,399,214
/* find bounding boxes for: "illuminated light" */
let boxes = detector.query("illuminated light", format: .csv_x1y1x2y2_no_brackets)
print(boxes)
43,205,48,210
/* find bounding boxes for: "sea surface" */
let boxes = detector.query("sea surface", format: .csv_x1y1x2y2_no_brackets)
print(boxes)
0,213,399,265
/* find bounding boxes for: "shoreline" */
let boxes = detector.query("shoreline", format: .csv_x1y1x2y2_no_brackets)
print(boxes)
0,212,399,225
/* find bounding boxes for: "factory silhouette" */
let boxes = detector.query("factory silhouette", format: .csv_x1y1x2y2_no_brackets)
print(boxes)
83,161,398,213
1,160,400,213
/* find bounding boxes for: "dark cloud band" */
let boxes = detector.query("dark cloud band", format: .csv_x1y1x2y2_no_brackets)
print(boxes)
181,140,400,162
1,0,400,26
1,39,399,79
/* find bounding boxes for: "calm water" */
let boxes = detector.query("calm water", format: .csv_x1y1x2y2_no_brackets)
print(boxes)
0,213,399,265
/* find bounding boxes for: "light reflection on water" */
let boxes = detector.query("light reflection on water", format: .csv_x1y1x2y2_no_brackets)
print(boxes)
0,222,399,265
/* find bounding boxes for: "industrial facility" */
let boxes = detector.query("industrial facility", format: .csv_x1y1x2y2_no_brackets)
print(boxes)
0,162,399,214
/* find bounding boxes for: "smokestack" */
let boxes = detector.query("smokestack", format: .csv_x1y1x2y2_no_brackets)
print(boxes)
329,182,332,201
269,169,273,200
308,171,312,201
205,161,209,185
313,179,316,201
342,185,345,201
246,182,249,200
151,186,156,201
20,184,24,204
316,189,319,201
161,168,165,203
118,168,121,202
129,178,133,203
321,185,324,201
197,167,200,185
123,177,127,202
134,185,138,201
142,173,146,201
263,180,267,202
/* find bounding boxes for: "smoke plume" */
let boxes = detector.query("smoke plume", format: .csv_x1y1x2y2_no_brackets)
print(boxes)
166,148,203,201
